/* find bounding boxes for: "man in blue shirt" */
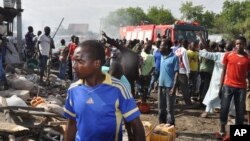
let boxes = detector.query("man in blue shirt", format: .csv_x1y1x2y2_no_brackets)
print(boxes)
158,39,179,125
64,40,145,141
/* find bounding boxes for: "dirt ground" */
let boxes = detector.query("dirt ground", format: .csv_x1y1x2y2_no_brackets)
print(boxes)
138,91,225,141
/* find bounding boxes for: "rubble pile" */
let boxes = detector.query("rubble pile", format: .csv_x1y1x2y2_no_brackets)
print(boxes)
0,64,71,141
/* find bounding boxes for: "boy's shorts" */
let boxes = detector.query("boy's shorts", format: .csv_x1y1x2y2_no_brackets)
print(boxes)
246,92,250,112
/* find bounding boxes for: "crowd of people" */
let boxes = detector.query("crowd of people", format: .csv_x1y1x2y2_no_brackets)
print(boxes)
1,16,250,140
62,31,250,140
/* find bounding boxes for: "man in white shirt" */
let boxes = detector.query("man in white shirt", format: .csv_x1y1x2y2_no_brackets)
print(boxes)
37,26,53,83
175,40,193,106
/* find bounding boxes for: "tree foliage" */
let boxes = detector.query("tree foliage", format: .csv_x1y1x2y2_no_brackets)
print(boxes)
201,11,217,30
147,6,175,24
214,0,250,40
179,1,217,30
179,1,203,21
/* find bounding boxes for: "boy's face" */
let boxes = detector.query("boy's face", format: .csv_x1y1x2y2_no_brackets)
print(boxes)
72,47,100,79
235,39,245,52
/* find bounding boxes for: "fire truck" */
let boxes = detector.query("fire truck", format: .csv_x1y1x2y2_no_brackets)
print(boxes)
119,20,208,43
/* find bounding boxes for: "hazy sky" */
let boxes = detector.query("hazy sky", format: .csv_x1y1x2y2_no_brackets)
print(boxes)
9,0,225,33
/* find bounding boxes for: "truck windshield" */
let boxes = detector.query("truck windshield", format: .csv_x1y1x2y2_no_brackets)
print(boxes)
174,30,200,42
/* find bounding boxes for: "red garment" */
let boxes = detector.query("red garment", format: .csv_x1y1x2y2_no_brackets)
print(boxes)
69,43,77,60
223,52,250,88
105,47,111,58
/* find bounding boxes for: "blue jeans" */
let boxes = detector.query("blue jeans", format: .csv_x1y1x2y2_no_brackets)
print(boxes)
220,85,246,125
158,87,176,125
148,70,160,96
59,60,67,80
0,52,7,85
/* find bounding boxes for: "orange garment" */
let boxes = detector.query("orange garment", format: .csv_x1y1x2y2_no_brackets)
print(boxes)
223,52,250,88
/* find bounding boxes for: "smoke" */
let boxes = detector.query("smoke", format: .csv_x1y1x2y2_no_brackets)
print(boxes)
101,9,135,39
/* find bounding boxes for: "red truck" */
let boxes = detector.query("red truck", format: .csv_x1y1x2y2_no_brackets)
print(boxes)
120,20,208,43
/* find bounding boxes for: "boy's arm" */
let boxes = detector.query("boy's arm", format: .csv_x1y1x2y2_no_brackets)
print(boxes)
117,81,145,141
170,71,179,96
128,117,146,141
65,119,77,141
220,53,229,90
102,31,120,48
37,41,41,56
170,57,179,95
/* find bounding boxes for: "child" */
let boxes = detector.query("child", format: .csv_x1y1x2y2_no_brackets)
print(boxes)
64,40,145,141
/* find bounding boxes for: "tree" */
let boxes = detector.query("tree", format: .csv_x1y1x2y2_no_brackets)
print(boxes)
201,11,217,30
179,1,218,34
179,1,203,21
126,7,149,25
147,6,175,24
213,0,250,40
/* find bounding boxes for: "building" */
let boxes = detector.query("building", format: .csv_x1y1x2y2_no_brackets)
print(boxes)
67,23,89,35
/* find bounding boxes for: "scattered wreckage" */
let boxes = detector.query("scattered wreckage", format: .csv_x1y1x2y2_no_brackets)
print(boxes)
0,64,70,141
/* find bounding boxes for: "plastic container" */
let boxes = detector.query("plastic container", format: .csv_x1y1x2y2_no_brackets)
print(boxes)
151,124,176,141
161,125,176,140
151,132,173,141
142,121,152,141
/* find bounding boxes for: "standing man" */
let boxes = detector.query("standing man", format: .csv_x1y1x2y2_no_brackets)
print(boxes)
25,26,35,60
139,41,155,102
218,36,250,139
187,42,199,99
64,40,145,141
37,26,53,83
34,30,42,50
68,36,79,80
58,39,68,80
158,39,179,125
148,40,161,97
175,39,192,106
67,35,75,80
0,14,8,90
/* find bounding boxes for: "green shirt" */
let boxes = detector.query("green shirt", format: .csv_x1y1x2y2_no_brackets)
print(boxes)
141,51,155,76
199,49,214,73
